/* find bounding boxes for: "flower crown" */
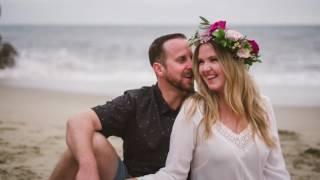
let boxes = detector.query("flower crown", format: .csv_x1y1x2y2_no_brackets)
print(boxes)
189,16,261,66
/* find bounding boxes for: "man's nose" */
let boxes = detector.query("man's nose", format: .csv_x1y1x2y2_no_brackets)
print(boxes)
186,57,192,69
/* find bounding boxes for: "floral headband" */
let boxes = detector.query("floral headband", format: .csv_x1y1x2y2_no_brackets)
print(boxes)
189,16,261,66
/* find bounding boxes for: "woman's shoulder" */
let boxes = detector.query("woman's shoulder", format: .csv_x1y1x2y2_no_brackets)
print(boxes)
181,94,204,125
183,94,205,111
260,95,273,112
261,95,271,103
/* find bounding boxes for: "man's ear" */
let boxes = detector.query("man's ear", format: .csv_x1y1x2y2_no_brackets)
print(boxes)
152,62,165,77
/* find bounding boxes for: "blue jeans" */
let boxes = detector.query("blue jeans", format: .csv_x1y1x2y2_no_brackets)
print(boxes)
114,159,130,180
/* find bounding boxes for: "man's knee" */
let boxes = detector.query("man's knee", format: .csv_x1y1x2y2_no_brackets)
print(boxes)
92,132,115,155
92,132,119,179
64,147,73,159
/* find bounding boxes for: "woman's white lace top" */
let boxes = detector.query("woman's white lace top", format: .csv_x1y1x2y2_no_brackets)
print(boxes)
138,96,290,180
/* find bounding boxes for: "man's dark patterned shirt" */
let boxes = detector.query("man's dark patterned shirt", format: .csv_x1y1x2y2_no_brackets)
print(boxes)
92,84,180,177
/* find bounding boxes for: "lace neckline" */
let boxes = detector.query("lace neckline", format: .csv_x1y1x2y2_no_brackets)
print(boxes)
215,121,253,152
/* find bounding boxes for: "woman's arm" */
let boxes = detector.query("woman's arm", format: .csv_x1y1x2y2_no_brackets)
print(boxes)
263,96,291,180
136,100,200,180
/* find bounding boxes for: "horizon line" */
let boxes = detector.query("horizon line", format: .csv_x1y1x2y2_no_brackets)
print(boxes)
2,22,320,27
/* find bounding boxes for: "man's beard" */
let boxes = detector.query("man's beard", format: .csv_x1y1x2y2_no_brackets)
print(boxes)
164,72,194,93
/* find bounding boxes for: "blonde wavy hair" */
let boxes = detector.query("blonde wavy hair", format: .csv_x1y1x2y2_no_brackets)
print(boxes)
189,42,275,148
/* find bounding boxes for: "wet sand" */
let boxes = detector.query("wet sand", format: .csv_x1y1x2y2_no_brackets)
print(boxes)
0,85,319,180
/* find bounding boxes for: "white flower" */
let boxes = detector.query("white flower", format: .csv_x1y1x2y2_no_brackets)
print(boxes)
237,48,251,58
225,29,244,41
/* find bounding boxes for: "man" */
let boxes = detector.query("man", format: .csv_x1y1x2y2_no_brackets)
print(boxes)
49,33,194,180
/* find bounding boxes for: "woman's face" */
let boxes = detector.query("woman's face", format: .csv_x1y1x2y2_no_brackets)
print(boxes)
198,43,226,94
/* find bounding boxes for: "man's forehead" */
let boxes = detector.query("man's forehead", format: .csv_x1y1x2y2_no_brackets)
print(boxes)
164,38,187,47
163,38,190,54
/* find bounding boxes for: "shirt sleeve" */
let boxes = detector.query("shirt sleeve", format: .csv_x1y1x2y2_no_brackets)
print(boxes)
137,100,199,180
92,91,136,138
262,96,291,180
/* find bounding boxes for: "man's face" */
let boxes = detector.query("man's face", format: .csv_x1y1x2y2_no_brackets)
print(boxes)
162,38,194,93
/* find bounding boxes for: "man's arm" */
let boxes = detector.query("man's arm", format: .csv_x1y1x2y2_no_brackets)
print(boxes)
66,109,102,180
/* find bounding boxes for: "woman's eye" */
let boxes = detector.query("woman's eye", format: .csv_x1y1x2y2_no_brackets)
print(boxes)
209,57,218,62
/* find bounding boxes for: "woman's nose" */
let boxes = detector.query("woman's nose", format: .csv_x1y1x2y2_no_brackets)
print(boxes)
203,63,212,72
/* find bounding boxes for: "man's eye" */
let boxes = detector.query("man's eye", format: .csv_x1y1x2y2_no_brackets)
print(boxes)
177,57,186,62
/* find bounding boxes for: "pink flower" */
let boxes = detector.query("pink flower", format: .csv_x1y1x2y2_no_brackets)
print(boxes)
225,30,244,41
248,40,259,54
209,20,226,33
237,48,251,58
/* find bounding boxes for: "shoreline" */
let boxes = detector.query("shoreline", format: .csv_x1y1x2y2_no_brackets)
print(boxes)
0,84,320,179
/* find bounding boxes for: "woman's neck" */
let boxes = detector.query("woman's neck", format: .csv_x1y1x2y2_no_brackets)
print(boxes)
218,97,248,134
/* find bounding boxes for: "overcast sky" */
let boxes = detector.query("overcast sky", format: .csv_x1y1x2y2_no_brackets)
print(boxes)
1,0,320,25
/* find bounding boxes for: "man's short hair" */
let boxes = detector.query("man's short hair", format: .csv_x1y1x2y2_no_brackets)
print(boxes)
148,33,186,66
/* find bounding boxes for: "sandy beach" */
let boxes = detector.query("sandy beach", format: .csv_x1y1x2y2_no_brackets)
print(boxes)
0,84,319,180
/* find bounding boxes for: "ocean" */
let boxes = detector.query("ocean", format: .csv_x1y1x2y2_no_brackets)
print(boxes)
1,25,320,106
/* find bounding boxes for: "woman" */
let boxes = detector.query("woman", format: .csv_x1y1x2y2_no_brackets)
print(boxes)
135,17,290,180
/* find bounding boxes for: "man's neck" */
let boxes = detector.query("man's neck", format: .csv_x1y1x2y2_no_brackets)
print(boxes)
157,82,188,111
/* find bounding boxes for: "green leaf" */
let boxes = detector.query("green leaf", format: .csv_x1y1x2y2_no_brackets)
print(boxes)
226,40,232,47
199,16,210,24
243,42,250,49
221,40,227,47
213,29,225,39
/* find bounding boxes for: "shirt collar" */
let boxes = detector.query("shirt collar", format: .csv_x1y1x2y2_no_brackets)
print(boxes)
153,84,179,115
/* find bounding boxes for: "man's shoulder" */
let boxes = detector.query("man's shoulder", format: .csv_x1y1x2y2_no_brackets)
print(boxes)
123,85,155,99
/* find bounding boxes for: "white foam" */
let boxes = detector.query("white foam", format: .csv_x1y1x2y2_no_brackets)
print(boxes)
1,25,320,106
